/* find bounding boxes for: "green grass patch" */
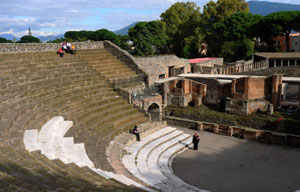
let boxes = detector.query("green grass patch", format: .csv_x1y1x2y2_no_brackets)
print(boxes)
165,105,300,135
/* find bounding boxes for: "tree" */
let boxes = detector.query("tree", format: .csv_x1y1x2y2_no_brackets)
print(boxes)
256,11,300,52
89,29,116,41
113,35,131,52
128,21,167,56
208,12,262,61
0,37,13,43
64,30,93,41
160,2,202,58
201,0,249,36
221,39,254,62
19,35,40,43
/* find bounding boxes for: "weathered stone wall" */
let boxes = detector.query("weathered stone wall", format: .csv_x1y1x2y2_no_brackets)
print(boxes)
0,41,104,53
134,55,190,85
186,77,220,105
165,116,300,147
103,41,148,85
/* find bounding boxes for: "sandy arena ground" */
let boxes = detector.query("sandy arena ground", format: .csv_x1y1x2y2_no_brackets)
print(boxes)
172,127,300,192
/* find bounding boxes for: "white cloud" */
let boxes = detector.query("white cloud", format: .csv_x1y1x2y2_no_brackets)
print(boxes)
0,29,14,35
0,0,299,37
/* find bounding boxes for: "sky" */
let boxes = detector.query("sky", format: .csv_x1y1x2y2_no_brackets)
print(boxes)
0,0,300,37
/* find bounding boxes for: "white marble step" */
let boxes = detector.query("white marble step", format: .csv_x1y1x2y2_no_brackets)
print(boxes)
123,127,176,186
60,137,75,164
136,130,184,185
147,133,191,183
72,143,94,167
23,129,39,152
38,116,64,155
47,121,73,160
157,138,206,192
90,168,112,179
23,116,154,191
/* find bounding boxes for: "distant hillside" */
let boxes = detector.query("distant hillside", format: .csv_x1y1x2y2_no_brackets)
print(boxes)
0,34,64,42
249,1,300,16
113,22,139,35
0,34,19,41
38,34,64,42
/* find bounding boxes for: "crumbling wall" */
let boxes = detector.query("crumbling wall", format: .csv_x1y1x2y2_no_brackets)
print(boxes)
134,55,190,85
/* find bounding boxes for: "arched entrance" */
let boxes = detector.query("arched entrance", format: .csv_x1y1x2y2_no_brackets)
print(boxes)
148,103,160,121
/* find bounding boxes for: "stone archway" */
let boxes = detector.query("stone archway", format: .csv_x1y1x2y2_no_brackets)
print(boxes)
148,103,160,121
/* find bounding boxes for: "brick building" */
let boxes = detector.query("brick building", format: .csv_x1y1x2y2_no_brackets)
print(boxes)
218,75,282,115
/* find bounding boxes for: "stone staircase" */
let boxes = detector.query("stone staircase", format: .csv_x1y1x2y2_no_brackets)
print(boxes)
23,116,152,191
77,49,146,88
0,49,149,191
0,145,139,192
122,126,208,192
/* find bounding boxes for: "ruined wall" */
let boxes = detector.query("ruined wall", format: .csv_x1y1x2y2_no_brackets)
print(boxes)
246,78,266,99
0,41,104,53
186,77,220,104
134,55,190,85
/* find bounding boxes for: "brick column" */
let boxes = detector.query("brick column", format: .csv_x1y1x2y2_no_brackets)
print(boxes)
271,75,282,110
231,79,236,97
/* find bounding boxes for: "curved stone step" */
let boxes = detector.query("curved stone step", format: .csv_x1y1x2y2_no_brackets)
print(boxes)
24,116,152,191
136,130,184,185
122,126,207,192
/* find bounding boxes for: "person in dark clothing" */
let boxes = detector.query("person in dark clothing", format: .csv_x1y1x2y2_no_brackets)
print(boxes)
133,126,140,141
192,132,200,150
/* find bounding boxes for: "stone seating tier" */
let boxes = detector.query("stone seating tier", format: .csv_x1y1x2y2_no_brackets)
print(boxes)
0,48,148,178
0,145,137,192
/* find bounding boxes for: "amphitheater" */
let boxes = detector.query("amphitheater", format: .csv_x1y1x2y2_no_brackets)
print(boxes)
0,41,300,192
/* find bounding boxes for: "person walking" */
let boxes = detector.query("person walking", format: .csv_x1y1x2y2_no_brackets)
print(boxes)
192,132,200,150
133,126,140,141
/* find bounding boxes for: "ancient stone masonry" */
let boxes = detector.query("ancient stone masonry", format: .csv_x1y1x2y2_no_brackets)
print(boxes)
254,52,300,68
134,55,190,86
103,41,148,86
156,78,207,108
0,41,104,53
193,59,269,75
218,75,282,115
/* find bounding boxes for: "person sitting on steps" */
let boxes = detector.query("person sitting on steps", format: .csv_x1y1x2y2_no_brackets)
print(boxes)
133,126,140,141
71,45,76,54
57,48,64,57
67,41,72,53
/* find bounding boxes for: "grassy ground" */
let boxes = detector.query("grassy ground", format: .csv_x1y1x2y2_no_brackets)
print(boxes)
165,105,300,135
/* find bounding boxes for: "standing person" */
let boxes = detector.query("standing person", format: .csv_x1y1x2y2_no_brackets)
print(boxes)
133,126,140,141
192,132,200,150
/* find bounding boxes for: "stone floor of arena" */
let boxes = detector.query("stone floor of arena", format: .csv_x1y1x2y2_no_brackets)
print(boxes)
172,127,300,192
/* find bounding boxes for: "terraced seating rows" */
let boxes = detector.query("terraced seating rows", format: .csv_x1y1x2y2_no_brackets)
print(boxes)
77,49,146,88
0,145,138,192
0,48,149,191
122,126,206,192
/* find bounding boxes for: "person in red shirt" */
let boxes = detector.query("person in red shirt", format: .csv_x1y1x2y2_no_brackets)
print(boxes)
57,48,64,57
